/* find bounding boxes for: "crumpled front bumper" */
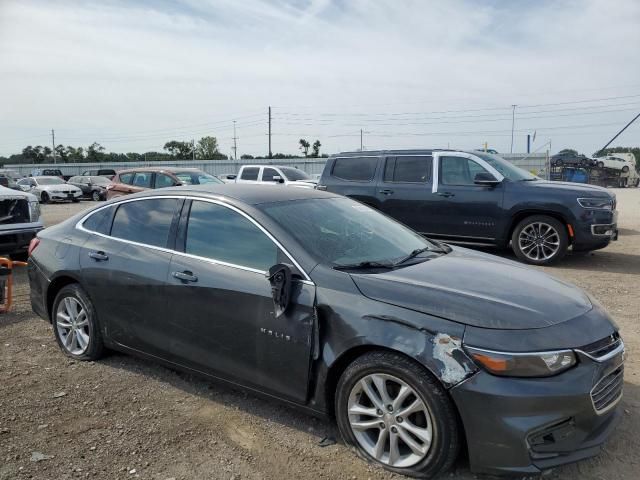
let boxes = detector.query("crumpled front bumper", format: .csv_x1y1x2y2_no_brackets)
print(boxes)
450,345,624,475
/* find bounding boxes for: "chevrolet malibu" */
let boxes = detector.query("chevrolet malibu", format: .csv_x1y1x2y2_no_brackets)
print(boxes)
28,185,624,477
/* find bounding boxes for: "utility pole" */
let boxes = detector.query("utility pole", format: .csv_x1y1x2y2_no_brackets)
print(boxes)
510,105,517,153
268,106,272,159
51,129,56,164
360,129,363,151
232,120,238,161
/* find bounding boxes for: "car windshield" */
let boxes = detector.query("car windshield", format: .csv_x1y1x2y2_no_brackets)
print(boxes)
36,177,65,185
260,197,436,267
175,172,223,185
472,152,537,181
279,167,311,181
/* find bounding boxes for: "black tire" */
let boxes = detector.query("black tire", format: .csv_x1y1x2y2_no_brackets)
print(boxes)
335,351,460,478
597,161,604,168
621,165,629,173
40,191,50,204
92,190,101,202
72,197,80,203
511,215,568,265
51,284,105,361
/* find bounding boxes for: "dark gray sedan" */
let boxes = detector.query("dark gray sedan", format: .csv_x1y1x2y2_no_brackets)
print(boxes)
28,184,624,477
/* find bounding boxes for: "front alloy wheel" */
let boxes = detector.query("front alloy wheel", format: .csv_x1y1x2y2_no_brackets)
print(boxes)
348,373,433,468
92,190,101,201
336,351,460,478
512,215,568,265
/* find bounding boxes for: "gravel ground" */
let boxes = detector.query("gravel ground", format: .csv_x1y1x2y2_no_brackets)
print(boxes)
1,193,639,480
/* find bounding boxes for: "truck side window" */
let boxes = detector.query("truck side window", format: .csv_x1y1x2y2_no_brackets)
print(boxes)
332,157,377,181
241,167,259,181
262,168,279,182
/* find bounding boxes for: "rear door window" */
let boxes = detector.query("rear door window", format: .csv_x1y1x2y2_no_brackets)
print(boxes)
240,167,259,181
111,199,179,248
119,173,134,185
390,156,431,183
83,206,115,235
132,172,153,188
331,157,378,181
185,200,277,271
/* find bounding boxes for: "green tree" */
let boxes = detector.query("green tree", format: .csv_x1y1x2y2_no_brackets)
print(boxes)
163,140,193,159
86,142,105,162
299,138,310,156
240,154,254,160
196,136,225,159
311,140,321,158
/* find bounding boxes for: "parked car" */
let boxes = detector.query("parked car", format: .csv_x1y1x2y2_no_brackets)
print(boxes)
16,176,82,203
318,150,618,265
106,167,223,200
0,174,22,191
235,165,317,188
29,184,624,477
67,175,111,201
0,185,43,259
0,169,23,180
81,168,117,180
550,152,596,168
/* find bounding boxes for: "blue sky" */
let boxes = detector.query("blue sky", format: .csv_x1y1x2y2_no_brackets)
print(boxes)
1,0,639,158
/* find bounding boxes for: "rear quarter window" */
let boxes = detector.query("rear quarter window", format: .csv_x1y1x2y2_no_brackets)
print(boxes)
82,206,115,235
331,157,378,181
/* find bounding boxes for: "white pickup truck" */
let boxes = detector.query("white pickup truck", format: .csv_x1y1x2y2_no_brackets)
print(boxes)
232,165,317,188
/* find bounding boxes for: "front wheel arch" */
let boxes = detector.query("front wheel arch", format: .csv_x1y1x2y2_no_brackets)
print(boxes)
506,209,572,246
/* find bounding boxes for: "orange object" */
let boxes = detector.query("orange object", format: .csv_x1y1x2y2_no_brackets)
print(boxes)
567,224,574,238
0,257,28,313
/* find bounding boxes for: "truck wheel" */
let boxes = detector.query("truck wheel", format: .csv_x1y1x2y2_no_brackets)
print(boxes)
335,351,460,478
511,215,568,265
621,166,629,173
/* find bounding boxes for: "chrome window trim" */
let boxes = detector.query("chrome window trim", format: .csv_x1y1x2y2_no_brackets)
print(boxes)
431,151,505,193
75,194,314,283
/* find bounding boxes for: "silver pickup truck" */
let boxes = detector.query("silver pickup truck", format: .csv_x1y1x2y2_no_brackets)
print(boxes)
0,185,43,259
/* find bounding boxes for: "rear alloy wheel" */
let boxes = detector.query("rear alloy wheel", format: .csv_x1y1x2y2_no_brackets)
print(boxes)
92,190,101,201
52,284,104,360
512,215,568,265
336,351,460,478
40,191,50,204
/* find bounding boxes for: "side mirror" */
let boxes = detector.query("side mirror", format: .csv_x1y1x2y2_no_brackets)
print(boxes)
267,263,293,317
272,175,285,184
226,174,237,180
474,172,501,186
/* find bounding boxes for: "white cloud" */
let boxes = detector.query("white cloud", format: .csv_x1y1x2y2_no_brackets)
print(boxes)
1,0,639,157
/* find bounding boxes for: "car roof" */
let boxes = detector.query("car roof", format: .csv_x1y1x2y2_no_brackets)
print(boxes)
116,167,203,174
129,183,339,205
34,176,64,180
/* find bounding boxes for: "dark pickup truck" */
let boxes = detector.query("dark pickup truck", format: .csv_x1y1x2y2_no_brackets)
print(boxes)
318,149,618,265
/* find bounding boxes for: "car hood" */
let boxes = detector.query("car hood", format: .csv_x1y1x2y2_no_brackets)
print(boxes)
525,179,614,197
349,247,592,330
0,185,36,202
41,184,80,191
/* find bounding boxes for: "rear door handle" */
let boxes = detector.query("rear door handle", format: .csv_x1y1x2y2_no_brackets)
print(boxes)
437,192,455,198
88,251,109,261
379,189,394,195
172,271,198,283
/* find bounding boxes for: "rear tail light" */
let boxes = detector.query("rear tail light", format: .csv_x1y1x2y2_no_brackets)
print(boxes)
28,238,40,257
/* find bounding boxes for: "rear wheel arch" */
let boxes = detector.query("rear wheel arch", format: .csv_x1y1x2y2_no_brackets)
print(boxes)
46,275,81,321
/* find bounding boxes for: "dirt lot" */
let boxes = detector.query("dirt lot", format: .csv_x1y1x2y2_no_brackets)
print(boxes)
1,193,639,480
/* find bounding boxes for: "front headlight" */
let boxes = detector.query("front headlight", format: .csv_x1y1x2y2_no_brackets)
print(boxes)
465,346,576,377
29,201,41,222
577,197,613,210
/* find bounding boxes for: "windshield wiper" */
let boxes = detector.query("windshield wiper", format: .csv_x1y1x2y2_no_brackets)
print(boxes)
392,247,433,266
519,177,538,181
333,260,394,271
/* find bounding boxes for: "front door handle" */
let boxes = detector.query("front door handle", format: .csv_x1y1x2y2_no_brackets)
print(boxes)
379,189,394,195
88,251,109,261
437,192,455,198
172,271,198,283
